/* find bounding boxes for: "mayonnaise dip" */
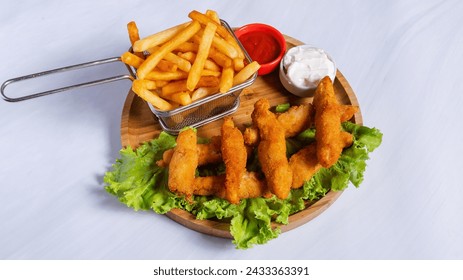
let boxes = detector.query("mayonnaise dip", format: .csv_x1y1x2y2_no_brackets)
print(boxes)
281,45,336,92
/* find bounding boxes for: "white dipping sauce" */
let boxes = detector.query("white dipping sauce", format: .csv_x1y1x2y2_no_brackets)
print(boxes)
281,45,336,90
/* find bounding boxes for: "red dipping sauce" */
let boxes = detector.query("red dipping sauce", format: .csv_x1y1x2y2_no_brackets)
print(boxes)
235,23,286,75
239,32,281,64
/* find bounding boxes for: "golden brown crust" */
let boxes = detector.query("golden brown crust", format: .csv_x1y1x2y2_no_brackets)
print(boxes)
197,135,222,165
313,76,350,168
340,105,359,122
192,175,225,196
277,103,313,137
243,103,313,146
221,117,247,204
289,144,322,189
168,128,198,197
252,98,292,199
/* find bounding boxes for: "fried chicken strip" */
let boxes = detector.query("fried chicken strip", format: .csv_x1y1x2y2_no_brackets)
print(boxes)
192,172,267,200
313,76,352,168
340,105,359,122
289,133,353,189
289,143,322,189
244,103,313,146
197,136,222,165
168,128,198,198
157,136,222,167
192,175,225,196
221,117,247,204
277,103,314,137
252,98,292,199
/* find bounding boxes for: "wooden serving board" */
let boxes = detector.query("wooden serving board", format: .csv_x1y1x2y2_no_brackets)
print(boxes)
120,35,362,239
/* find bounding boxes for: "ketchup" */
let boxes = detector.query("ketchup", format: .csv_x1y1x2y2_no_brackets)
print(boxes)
239,32,281,64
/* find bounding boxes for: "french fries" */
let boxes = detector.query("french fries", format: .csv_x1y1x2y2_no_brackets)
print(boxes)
137,21,201,79
133,22,191,52
219,66,234,93
121,51,144,69
127,21,144,58
233,61,261,86
132,80,173,111
124,10,260,111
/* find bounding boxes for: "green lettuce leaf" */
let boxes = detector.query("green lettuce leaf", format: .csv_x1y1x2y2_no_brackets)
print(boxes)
104,132,186,213
230,198,281,249
104,122,382,249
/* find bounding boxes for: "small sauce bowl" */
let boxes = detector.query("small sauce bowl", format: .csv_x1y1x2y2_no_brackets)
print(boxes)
279,45,336,97
234,23,286,75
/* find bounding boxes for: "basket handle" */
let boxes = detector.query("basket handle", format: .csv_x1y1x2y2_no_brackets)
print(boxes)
1,57,135,102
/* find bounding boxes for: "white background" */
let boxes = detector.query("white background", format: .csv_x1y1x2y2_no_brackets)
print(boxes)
1,0,462,259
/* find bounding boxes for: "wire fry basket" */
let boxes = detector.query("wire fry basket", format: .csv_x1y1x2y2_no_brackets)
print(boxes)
0,20,256,134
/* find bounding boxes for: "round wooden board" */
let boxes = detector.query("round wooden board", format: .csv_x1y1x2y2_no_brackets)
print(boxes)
120,35,363,239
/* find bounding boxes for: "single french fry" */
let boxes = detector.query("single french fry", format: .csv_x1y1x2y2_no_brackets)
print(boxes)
201,69,221,77
190,34,202,45
188,10,233,41
156,59,178,72
208,47,232,68
162,80,188,95
211,35,238,59
132,80,173,111
233,57,245,72
127,21,144,58
137,79,157,90
197,76,220,87
219,66,234,93
205,10,220,24
145,70,188,81
174,42,199,53
187,22,217,91
137,21,201,79
160,91,192,106
204,59,221,72
121,51,145,69
227,36,245,59
133,21,191,52
191,87,219,101
177,51,196,63
233,61,260,85
154,80,169,88
127,21,140,45
164,52,191,72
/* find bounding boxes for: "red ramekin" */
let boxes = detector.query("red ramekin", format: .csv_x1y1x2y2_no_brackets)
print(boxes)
234,23,286,75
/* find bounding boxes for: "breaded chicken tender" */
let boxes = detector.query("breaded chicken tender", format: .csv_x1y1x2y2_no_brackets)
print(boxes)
168,128,198,198
243,126,260,146
191,172,267,200
252,98,292,199
289,134,353,188
157,135,222,167
313,76,352,168
289,143,322,189
192,175,225,196
277,103,313,137
221,117,247,204
197,135,222,165
244,103,313,146
340,105,359,122
238,171,269,199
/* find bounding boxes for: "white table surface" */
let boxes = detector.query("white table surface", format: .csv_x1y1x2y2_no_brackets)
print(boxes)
1,0,462,260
